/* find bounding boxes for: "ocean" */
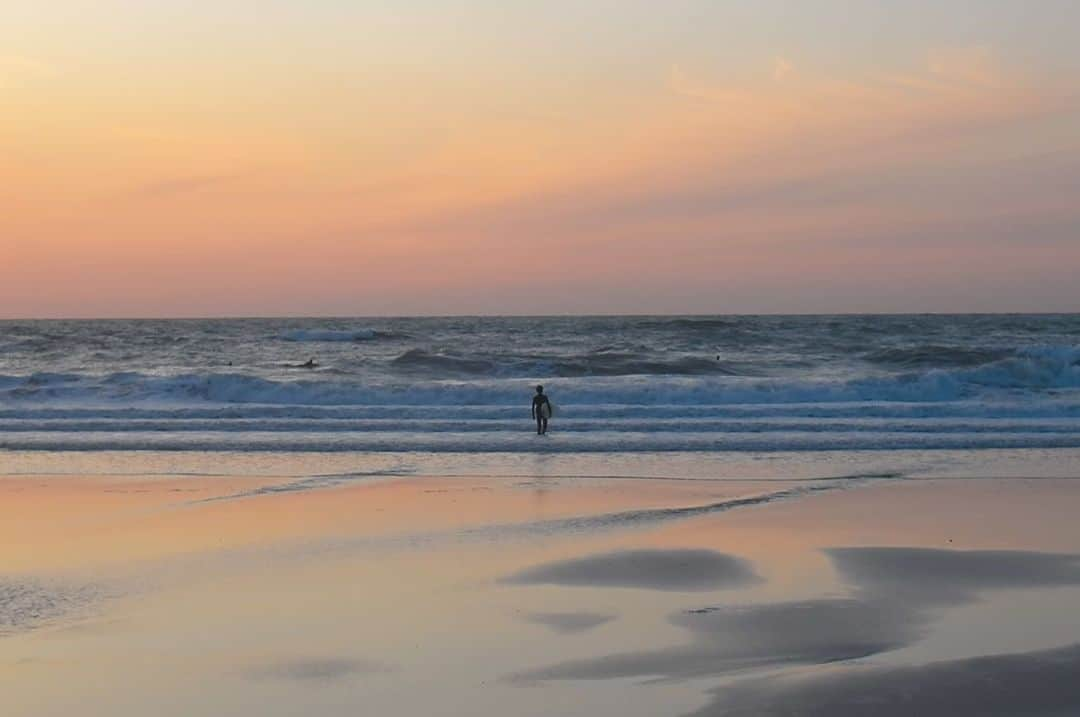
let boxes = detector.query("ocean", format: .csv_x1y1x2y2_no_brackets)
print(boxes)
2,314,1080,456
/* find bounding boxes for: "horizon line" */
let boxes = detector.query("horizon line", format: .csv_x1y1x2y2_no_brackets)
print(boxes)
3,310,1079,322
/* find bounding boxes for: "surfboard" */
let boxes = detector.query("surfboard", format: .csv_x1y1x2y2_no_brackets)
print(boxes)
540,402,553,419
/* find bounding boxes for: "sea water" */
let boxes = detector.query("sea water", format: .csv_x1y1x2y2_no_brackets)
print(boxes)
2,315,1080,459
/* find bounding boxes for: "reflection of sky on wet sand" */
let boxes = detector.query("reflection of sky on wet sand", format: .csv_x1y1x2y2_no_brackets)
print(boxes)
2,471,1080,716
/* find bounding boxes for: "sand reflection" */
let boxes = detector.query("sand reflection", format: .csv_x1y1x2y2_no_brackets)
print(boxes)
698,642,1080,717
504,549,762,591
523,612,617,634
511,547,1080,684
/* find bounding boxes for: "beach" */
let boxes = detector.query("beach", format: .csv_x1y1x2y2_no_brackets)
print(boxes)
4,314,1080,714
4,451,1080,717
9,0,1080,710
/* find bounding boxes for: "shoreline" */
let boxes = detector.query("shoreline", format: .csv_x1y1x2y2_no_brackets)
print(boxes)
6,446,1080,480
4,455,1080,716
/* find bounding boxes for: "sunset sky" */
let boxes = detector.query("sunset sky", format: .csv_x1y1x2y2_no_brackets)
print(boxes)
4,0,1079,317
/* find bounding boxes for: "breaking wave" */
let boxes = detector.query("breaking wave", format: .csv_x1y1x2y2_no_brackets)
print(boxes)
2,344,1078,407
862,345,1010,368
391,349,495,375
3,315,1080,454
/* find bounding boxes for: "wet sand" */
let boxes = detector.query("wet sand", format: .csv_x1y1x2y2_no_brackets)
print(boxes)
3,467,1080,716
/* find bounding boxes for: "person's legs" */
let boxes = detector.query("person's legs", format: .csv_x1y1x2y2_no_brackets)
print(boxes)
536,415,544,434
541,417,548,434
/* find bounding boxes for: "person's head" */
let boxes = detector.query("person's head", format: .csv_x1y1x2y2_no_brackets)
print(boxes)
536,385,544,394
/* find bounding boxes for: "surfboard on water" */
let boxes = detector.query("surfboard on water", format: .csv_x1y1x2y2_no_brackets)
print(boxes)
540,402,553,419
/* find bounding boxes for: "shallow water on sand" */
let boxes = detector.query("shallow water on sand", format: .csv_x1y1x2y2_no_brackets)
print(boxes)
4,453,1080,717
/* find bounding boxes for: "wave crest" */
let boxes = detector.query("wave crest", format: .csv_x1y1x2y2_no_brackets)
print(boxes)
280,328,382,342
863,345,1009,368
1,345,1078,409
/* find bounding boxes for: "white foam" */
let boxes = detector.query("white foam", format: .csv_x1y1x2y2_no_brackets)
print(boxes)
5,429,1080,453
2,343,1080,453
0,579,102,635
2,347,1080,408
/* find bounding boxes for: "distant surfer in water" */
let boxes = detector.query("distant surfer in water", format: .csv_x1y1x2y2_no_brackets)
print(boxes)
531,385,552,435
292,358,318,369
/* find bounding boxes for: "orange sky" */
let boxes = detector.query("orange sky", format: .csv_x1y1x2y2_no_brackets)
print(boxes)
3,1,1079,317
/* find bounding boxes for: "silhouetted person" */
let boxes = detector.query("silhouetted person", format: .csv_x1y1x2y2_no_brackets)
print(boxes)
531,385,552,435
300,358,318,369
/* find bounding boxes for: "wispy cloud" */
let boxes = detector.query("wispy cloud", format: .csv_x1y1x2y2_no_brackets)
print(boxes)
136,173,243,198
772,56,794,81
667,64,743,103
927,45,1000,87
669,46,1021,112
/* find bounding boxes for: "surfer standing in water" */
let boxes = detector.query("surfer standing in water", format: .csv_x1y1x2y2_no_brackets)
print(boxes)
531,385,552,435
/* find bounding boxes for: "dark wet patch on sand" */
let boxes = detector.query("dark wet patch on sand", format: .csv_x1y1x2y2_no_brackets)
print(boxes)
509,547,1080,686
523,611,617,634
243,657,390,682
510,598,917,683
502,549,762,592
828,546,1080,604
693,642,1080,717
